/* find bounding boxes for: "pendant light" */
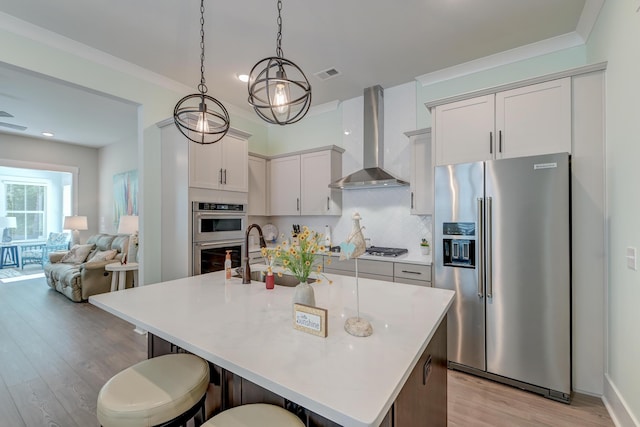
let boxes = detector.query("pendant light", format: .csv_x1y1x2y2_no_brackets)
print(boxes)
248,0,312,125
174,0,230,144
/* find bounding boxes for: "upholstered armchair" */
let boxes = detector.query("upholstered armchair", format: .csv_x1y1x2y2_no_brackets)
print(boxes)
21,232,70,268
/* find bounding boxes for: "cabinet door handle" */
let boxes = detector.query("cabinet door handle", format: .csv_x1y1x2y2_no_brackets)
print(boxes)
327,196,330,211
401,270,422,275
489,132,493,154
224,169,227,184
411,192,414,209
219,168,223,184
498,130,502,153
297,198,300,211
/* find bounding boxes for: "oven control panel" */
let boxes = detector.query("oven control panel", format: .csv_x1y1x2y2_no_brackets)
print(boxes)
194,202,246,213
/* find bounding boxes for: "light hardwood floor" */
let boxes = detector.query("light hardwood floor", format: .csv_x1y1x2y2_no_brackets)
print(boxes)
0,277,614,427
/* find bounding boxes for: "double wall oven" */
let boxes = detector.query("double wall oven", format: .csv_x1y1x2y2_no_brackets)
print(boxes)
192,202,246,275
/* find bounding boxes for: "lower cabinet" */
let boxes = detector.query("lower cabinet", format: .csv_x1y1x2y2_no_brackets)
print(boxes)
323,256,394,281
393,262,432,286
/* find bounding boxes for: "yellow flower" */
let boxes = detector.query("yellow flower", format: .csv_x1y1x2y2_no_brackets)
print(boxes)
282,240,288,246
299,233,307,240
316,265,322,272
276,245,281,251
305,260,311,266
277,272,283,277
267,266,273,274
261,248,267,256
275,251,281,257
326,258,332,265
329,280,333,285
319,245,326,252
283,259,290,266
303,225,309,232
289,248,297,255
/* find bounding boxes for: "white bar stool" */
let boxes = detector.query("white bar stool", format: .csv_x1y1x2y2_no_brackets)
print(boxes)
97,354,209,427
202,403,305,427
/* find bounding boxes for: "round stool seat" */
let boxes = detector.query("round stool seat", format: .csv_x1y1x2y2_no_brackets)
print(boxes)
203,403,304,427
97,353,209,427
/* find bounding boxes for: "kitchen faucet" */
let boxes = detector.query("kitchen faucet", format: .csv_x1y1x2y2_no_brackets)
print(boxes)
243,224,267,284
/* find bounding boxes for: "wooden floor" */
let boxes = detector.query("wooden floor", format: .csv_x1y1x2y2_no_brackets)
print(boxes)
0,278,614,427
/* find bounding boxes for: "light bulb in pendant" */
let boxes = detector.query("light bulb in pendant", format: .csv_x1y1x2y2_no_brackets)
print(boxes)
273,69,290,114
196,102,209,133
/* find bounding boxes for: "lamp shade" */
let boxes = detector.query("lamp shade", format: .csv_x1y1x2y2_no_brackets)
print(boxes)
63,215,88,231
0,216,17,228
117,215,138,235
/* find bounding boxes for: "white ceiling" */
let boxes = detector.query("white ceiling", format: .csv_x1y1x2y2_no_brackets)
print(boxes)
0,0,595,147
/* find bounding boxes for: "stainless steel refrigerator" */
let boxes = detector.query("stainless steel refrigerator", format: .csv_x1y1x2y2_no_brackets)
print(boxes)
434,152,571,402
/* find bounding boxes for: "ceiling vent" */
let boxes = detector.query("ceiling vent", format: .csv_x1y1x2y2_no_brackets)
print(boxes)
0,111,14,118
0,122,27,131
314,67,341,81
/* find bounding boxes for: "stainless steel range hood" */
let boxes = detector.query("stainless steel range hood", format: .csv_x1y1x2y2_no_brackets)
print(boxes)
329,85,409,189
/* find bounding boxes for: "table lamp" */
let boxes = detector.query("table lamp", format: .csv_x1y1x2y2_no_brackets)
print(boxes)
63,215,88,246
117,215,139,262
1,216,17,243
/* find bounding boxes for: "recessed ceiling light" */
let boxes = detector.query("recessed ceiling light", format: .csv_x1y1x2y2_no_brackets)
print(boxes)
237,74,249,83
344,129,351,136
42,132,54,137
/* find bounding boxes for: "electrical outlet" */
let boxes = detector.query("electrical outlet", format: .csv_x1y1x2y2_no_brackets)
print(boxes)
626,247,637,271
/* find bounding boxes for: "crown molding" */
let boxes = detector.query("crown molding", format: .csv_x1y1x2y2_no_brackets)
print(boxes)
576,0,605,43
0,12,266,126
416,32,584,87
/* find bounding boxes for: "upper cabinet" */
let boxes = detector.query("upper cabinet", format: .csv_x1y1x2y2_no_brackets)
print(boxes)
248,155,268,216
269,155,301,216
269,146,343,216
406,128,432,215
189,134,249,192
433,77,571,166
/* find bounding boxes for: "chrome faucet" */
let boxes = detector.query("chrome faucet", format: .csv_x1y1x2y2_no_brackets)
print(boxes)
243,224,267,284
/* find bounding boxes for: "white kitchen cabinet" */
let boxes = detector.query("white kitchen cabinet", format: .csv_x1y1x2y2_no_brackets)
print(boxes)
189,134,248,192
269,155,301,216
433,77,571,166
248,155,268,216
393,262,431,287
495,78,571,159
406,128,433,215
300,150,342,215
269,146,343,216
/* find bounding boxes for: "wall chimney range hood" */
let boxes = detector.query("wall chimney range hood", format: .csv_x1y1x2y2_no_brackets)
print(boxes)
329,85,408,189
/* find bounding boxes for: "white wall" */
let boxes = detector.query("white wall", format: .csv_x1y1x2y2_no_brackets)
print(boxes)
99,135,139,234
0,133,99,243
587,2,640,425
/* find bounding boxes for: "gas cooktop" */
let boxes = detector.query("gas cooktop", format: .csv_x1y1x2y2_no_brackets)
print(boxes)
365,246,409,257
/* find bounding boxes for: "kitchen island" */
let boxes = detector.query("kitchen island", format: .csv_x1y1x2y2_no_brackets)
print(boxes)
89,269,454,427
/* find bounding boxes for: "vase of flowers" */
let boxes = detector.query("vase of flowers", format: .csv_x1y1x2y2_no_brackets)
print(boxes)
262,226,331,306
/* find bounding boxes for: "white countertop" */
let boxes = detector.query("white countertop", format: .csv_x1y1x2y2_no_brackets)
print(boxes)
90,269,453,427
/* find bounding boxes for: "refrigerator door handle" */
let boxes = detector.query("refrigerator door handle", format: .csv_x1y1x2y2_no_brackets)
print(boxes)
486,196,493,298
477,197,484,297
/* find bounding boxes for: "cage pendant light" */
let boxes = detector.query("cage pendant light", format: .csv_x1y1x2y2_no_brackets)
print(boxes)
174,0,230,144
248,0,311,125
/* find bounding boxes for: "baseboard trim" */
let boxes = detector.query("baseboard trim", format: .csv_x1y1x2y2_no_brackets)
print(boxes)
603,374,639,427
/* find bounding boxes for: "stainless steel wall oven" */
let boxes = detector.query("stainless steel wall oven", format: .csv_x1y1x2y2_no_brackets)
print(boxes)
192,202,246,275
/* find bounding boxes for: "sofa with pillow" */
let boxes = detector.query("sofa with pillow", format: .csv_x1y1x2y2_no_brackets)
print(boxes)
44,233,133,302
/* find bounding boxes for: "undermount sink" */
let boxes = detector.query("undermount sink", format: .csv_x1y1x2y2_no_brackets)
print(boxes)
233,269,316,287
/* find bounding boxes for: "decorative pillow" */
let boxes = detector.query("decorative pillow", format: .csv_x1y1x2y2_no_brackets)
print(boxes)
60,244,95,264
88,249,117,262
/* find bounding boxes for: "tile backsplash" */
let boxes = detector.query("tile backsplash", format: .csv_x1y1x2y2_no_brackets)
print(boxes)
250,186,431,257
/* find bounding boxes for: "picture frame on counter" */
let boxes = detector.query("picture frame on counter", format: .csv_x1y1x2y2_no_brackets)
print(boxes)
293,304,327,337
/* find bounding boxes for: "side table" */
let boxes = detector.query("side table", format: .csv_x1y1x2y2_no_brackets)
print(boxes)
105,262,139,292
